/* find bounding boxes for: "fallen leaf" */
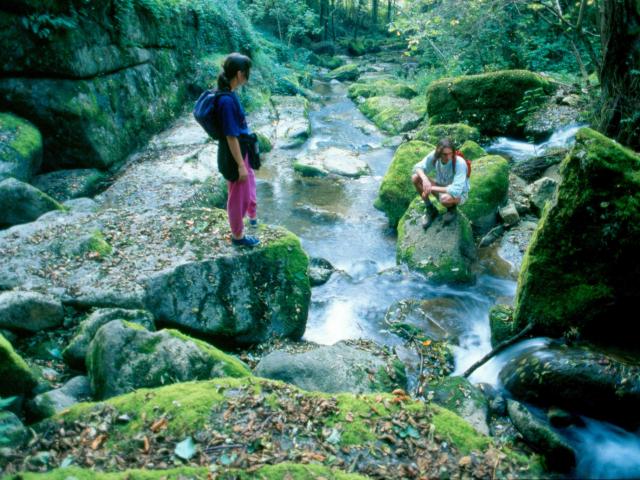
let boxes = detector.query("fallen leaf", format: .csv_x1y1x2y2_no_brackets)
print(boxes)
150,417,168,433
91,434,107,450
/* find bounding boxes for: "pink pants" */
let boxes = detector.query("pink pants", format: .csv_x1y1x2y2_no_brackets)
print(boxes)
227,155,257,238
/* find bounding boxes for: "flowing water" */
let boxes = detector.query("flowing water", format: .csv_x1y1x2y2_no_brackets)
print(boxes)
252,79,640,478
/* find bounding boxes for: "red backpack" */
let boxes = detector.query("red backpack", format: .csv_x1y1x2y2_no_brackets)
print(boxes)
453,150,471,178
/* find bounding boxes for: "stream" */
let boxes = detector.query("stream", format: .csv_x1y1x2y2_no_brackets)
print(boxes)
252,78,640,478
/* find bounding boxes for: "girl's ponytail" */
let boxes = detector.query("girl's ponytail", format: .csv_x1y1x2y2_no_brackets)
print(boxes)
216,52,252,92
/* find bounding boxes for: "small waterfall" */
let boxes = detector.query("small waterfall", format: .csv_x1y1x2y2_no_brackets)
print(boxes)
486,124,585,162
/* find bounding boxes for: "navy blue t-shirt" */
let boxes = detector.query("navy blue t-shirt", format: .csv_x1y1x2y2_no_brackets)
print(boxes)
217,92,250,137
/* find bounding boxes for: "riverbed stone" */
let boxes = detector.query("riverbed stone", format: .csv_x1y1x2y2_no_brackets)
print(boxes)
294,147,371,178
0,411,30,449
426,70,555,137
414,123,481,147
29,376,92,420
507,399,576,472
489,304,515,347
511,147,567,183
459,155,510,236
63,308,155,369
0,290,64,332
0,332,38,396
498,201,520,227
375,140,433,228
0,112,42,183
524,176,558,216
513,128,640,342
309,257,335,286
347,79,417,100
500,344,640,429
397,197,476,284
430,376,490,436
272,95,311,149
255,341,407,394
359,96,426,135
0,177,64,228
87,320,251,399
0,0,258,170
31,168,108,202
328,63,360,82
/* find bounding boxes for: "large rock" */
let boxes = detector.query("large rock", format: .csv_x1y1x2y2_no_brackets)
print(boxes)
63,308,155,369
507,400,576,472
0,332,38,396
500,344,640,429
513,128,640,341
459,155,510,235
0,112,42,182
524,176,558,217
359,96,426,135
0,177,64,228
272,95,311,149
87,320,251,399
374,141,433,228
0,0,256,170
397,197,476,284
511,147,567,183
254,341,407,394
347,79,417,100
0,411,30,448
0,290,64,332
426,70,555,137
294,147,371,178
328,63,360,82
414,123,481,147
29,376,92,419
31,168,108,202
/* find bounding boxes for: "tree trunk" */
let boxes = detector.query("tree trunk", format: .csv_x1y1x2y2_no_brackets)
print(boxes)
386,0,392,24
372,0,379,26
598,0,640,150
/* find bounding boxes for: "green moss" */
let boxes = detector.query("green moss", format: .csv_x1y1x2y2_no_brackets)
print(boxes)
431,405,490,454
414,123,481,146
0,112,42,160
256,132,272,153
85,230,113,257
358,96,425,135
459,140,487,160
347,80,417,100
375,141,433,228
293,161,327,177
328,64,360,82
513,128,640,339
372,358,408,392
0,333,38,396
426,70,555,136
459,155,509,225
489,304,515,347
166,329,251,378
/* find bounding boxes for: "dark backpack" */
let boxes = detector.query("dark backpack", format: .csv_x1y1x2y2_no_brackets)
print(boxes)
193,90,232,140
452,150,471,178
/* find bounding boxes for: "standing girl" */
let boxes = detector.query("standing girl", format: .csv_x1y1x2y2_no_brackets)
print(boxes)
216,53,260,247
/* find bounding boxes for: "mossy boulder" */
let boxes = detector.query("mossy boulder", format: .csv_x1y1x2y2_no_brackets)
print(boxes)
254,341,407,394
0,410,30,449
0,0,258,170
0,112,42,182
459,155,510,235
374,140,433,228
0,332,38,396
63,308,155,369
430,376,489,435
29,376,92,420
397,197,476,284
256,132,273,154
513,128,640,342
359,96,426,135
489,304,515,347
414,123,481,146
328,64,360,82
5,377,542,478
31,168,108,202
500,344,640,430
426,70,555,137
347,80,417,100
0,177,65,228
459,140,487,160
87,320,251,399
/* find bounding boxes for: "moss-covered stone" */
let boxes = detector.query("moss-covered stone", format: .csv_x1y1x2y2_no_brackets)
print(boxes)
397,197,476,285
430,376,489,435
0,177,65,228
256,132,273,153
426,70,555,137
347,80,417,100
489,304,515,347
16,377,541,478
359,95,426,135
374,140,433,228
0,332,38,396
0,112,42,182
328,64,360,82
414,123,481,146
513,128,640,342
459,155,510,235
459,140,487,160
31,168,108,202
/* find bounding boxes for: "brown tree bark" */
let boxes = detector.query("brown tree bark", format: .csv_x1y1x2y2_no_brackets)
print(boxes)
598,0,640,150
